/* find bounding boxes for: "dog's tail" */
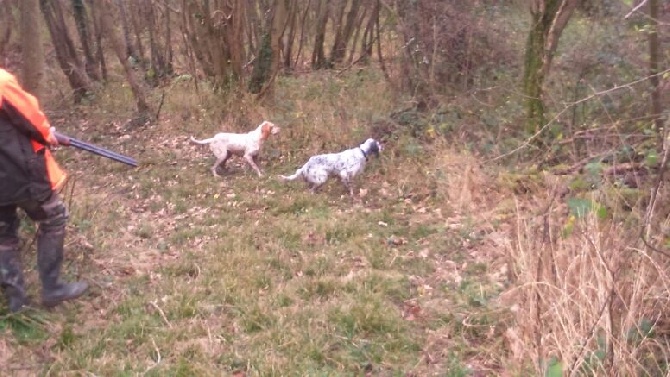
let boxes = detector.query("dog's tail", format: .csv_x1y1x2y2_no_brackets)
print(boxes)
189,136,217,145
278,169,302,181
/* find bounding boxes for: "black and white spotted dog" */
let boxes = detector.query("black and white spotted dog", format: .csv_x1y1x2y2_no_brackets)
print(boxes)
279,138,382,196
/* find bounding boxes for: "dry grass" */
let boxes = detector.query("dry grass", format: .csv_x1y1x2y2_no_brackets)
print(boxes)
503,185,670,376
0,66,668,377
0,69,512,376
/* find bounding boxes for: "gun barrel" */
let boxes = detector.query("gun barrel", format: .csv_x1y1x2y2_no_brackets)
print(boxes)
54,132,138,167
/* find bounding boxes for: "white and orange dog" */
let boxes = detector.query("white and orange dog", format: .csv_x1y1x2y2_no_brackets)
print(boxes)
190,121,280,177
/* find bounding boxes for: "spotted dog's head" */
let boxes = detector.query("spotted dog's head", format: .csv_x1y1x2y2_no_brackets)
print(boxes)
360,138,382,159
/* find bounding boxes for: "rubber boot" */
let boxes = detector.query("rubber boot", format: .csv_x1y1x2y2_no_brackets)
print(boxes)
37,219,88,308
0,247,28,313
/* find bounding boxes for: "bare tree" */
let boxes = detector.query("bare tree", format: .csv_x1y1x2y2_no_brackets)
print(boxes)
312,0,330,69
0,0,15,63
40,0,93,102
182,0,245,89
648,0,663,147
20,0,45,98
522,0,579,134
97,0,149,113
72,0,100,81
358,0,378,64
330,0,363,65
117,0,140,61
282,0,298,71
249,0,289,95
292,0,312,68
86,0,107,81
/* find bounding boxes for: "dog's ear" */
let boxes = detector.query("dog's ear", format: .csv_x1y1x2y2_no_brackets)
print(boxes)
368,140,381,156
260,122,272,140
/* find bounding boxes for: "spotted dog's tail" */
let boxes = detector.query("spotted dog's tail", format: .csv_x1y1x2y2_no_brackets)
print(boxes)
189,136,218,145
278,168,303,181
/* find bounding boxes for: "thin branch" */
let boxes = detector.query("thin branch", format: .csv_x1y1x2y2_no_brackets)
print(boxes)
489,68,670,162
624,0,649,19
149,300,173,328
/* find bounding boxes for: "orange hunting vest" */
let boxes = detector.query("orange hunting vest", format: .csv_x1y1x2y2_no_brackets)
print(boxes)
0,69,66,204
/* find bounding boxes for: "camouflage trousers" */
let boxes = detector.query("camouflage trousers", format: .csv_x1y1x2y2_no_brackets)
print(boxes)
0,192,69,305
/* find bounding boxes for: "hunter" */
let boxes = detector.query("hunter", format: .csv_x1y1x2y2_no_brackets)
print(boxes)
0,68,88,312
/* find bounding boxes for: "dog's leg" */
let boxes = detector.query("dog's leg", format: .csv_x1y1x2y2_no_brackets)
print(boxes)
211,158,223,176
340,179,355,196
339,172,356,196
308,182,324,194
308,170,329,194
212,152,230,177
245,154,263,176
252,155,263,175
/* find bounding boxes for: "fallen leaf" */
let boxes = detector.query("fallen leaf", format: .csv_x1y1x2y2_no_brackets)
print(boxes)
387,235,407,246
418,284,433,296
364,363,373,376
402,300,422,321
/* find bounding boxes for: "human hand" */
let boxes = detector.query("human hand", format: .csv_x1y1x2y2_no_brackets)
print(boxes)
48,126,59,145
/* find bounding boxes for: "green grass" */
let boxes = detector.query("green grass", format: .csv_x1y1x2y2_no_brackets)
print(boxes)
0,68,513,376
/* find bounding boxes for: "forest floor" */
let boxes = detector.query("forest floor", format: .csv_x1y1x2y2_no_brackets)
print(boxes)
0,68,643,376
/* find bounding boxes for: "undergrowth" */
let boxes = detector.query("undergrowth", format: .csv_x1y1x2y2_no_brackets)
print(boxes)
0,63,668,376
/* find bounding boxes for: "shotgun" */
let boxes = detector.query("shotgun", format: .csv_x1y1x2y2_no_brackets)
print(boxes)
54,132,138,167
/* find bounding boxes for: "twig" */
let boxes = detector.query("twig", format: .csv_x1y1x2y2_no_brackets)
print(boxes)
150,300,173,328
602,162,649,176
640,233,670,259
336,35,380,77
624,0,649,19
488,67,670,163
151,337,162,364
528,190,560,372
568,288,616,375
155,91,166,121
640,120,670,257
550,151,614,175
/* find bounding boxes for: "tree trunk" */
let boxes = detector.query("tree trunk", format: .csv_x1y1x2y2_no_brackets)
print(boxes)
283,0,298,71
0,0,15,63
40,0,93,102
269,0,288,87
328,0,347,65
523,10,546,135
87,0,107,81
72,0,100,81
128,0,146,64
223,0,245,81
164,2,174,76
146,0,164,85
522,0,578,134
20,0,45,98
98,0,149,113
331,0,362,65
348,1,369,65
311,0,329,69
648,0,663,147
249,0,288,95
293,0,311,68
183,1,208,77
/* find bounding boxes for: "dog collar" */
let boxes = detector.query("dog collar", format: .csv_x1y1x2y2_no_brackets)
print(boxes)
359,147,368,160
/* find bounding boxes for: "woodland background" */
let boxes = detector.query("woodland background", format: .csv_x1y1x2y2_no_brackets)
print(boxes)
1,0,670,376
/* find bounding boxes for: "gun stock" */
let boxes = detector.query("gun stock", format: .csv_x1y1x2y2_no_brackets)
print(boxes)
54,132,138,167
